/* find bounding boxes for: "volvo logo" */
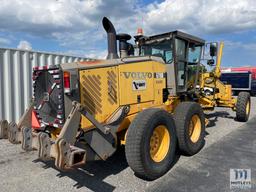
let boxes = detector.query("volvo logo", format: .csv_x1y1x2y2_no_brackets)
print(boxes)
122,72,165,79
122,72,153,79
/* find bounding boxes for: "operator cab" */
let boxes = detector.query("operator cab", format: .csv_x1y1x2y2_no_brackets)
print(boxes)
135,31,205,95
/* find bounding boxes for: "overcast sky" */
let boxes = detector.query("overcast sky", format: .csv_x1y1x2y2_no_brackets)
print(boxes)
0,0,255,67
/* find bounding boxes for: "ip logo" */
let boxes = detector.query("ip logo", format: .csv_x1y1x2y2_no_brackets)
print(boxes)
230,169,251,189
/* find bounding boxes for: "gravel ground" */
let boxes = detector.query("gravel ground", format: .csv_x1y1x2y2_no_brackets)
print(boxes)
0,97,255,192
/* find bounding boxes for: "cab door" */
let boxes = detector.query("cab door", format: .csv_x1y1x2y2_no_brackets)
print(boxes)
175,38,188,93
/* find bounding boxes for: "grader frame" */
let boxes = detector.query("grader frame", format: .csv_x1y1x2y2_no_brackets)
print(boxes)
0,17,251,180
198,42,237,110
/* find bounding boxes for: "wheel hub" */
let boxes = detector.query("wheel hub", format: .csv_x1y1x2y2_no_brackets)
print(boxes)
246,101,250,115
150,125,170,162
189,115,201,143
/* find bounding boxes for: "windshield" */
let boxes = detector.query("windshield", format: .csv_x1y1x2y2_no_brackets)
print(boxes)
140,40,173,63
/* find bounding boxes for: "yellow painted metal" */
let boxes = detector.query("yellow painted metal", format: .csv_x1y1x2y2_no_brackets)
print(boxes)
119,61,165,105
117,96,180,133
150,125,170,162
50,128,61,140
215,42,224,78
79,61,167,130
198,97,215,109
189,115,201,143
246,101,250,115
199,76,236,109
119,62,153,104
117,102,158,132
164,96,180,112
198,42,237,110
153,61,168,105
119,129,127,145
79,67,119,129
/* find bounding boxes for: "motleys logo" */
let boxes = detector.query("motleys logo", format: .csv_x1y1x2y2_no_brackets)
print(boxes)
230,169,251,189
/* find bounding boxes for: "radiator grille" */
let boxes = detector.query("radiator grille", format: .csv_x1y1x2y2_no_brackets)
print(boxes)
107,71,118,105
79,67,119,128
81,74,102,115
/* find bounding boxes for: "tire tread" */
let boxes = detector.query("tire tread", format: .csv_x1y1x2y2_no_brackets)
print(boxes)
236,92,250,122
125,108,176,180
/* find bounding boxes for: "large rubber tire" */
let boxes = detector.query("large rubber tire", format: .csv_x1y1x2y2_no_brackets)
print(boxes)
236,92,251,122
174,102,205,156
125,108,177,180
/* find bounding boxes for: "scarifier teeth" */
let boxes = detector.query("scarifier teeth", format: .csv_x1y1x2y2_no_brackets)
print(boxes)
21,126,33,151
38,132,51,160
8,122,20,144
0,120,9,139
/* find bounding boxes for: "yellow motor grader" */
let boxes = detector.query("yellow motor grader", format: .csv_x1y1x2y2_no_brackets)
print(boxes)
198,42,250,121
0,17,251,180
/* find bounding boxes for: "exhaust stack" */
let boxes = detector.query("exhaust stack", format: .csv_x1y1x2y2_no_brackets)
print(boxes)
102,17,119,59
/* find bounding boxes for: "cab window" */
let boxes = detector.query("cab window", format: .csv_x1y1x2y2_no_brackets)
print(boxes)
140,40,173,63
188,46,202,64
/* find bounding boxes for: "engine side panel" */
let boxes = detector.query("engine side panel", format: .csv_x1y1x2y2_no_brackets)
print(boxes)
79,61,166,130
119,62,155,105
79,66,119,129
117,61,166,132
118,61,166,106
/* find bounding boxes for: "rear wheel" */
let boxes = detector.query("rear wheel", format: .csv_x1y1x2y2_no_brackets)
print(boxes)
174,102,205,156
236,92,251,122
125,108,177,180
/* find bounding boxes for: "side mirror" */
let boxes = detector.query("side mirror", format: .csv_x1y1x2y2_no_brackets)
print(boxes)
210,43,217,57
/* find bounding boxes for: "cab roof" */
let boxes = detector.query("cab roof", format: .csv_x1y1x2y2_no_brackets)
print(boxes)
144,30,205,46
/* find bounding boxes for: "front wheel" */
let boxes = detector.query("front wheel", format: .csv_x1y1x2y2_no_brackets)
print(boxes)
125,108,177,180
236,92,251,122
